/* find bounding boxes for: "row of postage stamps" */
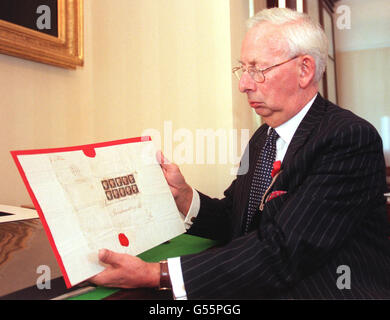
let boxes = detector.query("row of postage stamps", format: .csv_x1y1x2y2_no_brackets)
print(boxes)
101,174,139,201
101,174,136,190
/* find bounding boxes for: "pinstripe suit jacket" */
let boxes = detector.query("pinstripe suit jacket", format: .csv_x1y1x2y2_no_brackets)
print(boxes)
181,94,390,299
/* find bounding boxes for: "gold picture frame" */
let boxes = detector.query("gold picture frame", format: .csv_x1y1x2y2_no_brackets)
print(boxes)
0,0,83,69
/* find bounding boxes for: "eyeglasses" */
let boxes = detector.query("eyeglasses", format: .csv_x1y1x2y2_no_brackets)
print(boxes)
232,56,299,83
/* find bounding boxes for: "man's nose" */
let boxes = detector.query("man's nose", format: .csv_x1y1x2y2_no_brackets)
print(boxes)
238,72,256,93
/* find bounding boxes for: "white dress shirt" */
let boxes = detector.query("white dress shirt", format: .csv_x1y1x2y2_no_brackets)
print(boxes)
167,94,317,300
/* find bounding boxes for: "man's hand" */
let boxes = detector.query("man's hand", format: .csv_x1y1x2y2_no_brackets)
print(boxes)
89,249,160,289
156,151,193,215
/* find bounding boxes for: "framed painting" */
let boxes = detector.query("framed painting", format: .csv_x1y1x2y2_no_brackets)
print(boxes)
0,0,83,69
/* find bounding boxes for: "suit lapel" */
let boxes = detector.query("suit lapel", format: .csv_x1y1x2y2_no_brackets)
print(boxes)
259,94,328,219
282,94,327,170
233,94,327,236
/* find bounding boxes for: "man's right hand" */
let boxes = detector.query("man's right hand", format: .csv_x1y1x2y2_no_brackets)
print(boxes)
156,151,193,215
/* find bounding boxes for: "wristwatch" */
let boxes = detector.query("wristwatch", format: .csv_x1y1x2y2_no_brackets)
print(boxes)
158,260,172,290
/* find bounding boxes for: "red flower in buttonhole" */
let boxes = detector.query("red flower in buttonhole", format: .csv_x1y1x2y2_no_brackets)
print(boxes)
271,160,282,178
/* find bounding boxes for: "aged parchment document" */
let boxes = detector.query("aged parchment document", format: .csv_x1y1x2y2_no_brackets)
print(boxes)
12,137,185,287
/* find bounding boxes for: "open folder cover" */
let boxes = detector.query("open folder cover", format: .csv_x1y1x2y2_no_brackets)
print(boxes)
11,137,186,288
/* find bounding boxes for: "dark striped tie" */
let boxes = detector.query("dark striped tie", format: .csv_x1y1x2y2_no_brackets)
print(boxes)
244,128,279,234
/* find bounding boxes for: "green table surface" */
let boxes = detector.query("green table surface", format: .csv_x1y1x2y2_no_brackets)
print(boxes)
68,233,217,300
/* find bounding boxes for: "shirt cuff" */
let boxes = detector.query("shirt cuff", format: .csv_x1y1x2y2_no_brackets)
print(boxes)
181,187,200,230
167,257,187,300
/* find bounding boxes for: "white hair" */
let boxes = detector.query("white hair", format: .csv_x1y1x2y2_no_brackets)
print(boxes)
247,8,328,83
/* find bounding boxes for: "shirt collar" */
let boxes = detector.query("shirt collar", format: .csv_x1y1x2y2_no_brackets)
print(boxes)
268,93,317,145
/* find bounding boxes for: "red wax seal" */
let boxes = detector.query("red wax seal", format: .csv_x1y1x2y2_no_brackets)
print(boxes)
82,147,96,158
118,233,129,247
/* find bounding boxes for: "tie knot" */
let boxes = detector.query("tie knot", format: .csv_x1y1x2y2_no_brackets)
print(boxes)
268,128,279,143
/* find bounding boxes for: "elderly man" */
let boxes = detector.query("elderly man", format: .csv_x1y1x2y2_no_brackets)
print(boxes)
90,8,390,299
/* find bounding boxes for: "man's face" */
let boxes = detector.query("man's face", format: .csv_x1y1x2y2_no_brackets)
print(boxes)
239,22,302,127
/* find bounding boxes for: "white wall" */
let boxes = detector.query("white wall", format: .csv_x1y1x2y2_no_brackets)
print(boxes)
0,0,256,206
334,0,390,165
335,0,390,52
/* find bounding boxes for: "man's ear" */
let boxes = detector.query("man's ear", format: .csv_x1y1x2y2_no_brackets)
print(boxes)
298,55,316,88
